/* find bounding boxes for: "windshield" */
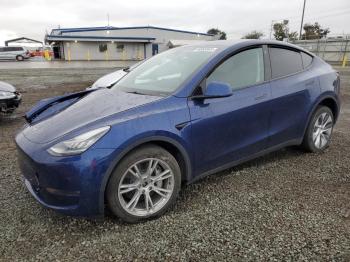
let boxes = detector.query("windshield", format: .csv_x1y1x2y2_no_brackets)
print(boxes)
113,45,220,96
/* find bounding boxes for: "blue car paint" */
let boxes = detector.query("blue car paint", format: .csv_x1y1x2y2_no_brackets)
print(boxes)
25,90,94,124
188,81,271,174
15,40,340,217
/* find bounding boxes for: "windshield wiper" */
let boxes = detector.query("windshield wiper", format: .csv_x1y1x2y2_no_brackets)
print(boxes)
123,66,131,72
125,91,147,95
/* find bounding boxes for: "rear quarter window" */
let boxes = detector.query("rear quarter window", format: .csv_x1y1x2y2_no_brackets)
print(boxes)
301,52,313,68
269,47,303,79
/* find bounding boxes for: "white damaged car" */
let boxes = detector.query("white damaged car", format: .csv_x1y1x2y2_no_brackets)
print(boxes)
0,81,22,114
88,62,142,90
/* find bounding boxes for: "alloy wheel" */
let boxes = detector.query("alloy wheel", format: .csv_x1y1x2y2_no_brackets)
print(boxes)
118,158,175,217
312,112,333,149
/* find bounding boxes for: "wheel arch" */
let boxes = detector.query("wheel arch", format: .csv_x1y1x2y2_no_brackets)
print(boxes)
318,97,339,121
302,93,340,139
98,135,192,215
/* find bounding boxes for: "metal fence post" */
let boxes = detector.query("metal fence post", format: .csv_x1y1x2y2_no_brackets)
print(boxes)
342,40,349,67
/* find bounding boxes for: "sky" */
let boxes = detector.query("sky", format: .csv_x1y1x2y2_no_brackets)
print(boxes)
0,0,349,45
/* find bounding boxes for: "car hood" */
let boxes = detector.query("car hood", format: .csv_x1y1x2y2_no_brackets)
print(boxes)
0,81,16,92
22,88,162,144
89,69,127,89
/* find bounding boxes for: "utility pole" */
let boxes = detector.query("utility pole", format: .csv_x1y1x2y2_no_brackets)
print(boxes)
107,13,110,27
270,20,274,39
299,0,306,40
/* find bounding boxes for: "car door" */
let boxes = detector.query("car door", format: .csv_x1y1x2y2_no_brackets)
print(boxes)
188,46,272,175
267,46,320,147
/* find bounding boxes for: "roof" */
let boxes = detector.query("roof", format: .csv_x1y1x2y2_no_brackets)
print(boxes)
181,39,316,56
167,39,209,48
46,35,155,43
50,26,213,36
5,37,43,46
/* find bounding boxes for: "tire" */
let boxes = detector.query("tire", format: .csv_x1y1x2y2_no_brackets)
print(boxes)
302,106,334,152
106,145,181,223
16,55,24,61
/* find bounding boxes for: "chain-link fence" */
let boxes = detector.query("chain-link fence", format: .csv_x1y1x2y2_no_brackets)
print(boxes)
290,39,349,65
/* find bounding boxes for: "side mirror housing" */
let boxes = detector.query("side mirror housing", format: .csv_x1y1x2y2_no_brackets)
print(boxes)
192,81,232,100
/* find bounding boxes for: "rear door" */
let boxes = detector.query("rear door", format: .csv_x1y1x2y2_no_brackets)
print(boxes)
267,46,319,147
188,46,272,174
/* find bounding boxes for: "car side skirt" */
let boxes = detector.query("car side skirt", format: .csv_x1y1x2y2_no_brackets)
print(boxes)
189,139,301,184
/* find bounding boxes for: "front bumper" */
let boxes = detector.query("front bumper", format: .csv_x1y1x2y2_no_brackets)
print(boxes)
0,93,21,113
16,132,120,217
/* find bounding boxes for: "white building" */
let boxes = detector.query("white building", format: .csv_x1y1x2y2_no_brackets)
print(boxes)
45,26,214,61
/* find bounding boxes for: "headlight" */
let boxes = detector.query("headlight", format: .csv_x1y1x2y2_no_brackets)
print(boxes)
48,126,110,156
0,91,15,99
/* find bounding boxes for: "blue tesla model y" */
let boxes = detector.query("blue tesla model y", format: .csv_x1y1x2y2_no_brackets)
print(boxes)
16,40,340,222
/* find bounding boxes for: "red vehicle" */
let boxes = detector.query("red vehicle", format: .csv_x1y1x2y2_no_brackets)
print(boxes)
30,47,53,57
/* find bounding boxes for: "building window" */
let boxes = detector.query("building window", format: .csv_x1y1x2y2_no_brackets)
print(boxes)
117,44,124,52
99,43,107,52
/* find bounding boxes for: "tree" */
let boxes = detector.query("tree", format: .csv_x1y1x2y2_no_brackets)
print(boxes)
273,20,299,41
207,28,227,40
242,31,264,39
288,31,299,41
302,22,330,40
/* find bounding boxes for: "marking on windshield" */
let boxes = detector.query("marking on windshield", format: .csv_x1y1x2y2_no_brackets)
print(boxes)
193,48,218,52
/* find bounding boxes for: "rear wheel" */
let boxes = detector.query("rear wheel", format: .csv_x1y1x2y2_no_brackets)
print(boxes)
106,145,181,223
16,55,24,61
302,106,334,152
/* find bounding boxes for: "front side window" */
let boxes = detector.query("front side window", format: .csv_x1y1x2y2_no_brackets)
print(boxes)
269,47,303,79
114,45,221,96
207,47,264,90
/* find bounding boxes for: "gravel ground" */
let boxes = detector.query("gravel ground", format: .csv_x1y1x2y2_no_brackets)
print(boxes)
0,67,118,90
0,66,349,261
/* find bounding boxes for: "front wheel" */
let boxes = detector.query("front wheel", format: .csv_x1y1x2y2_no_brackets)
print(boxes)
106,145,181,223
302,106,334,152
16,55,24,61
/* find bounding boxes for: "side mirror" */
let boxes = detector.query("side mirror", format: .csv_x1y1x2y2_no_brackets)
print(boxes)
192,81,233,100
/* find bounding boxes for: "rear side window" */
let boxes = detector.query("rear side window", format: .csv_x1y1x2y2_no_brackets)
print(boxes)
4,47,22,51
207,47,265,90
301,52,313,68
269,47,303,79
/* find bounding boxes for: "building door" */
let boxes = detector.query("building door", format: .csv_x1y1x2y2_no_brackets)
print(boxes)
53,46,61,59
152,44,158,55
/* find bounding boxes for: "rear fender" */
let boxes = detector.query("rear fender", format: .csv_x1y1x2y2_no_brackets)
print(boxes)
302,92,340,139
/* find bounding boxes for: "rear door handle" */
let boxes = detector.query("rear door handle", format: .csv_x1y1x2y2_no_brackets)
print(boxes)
255,93,267,101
